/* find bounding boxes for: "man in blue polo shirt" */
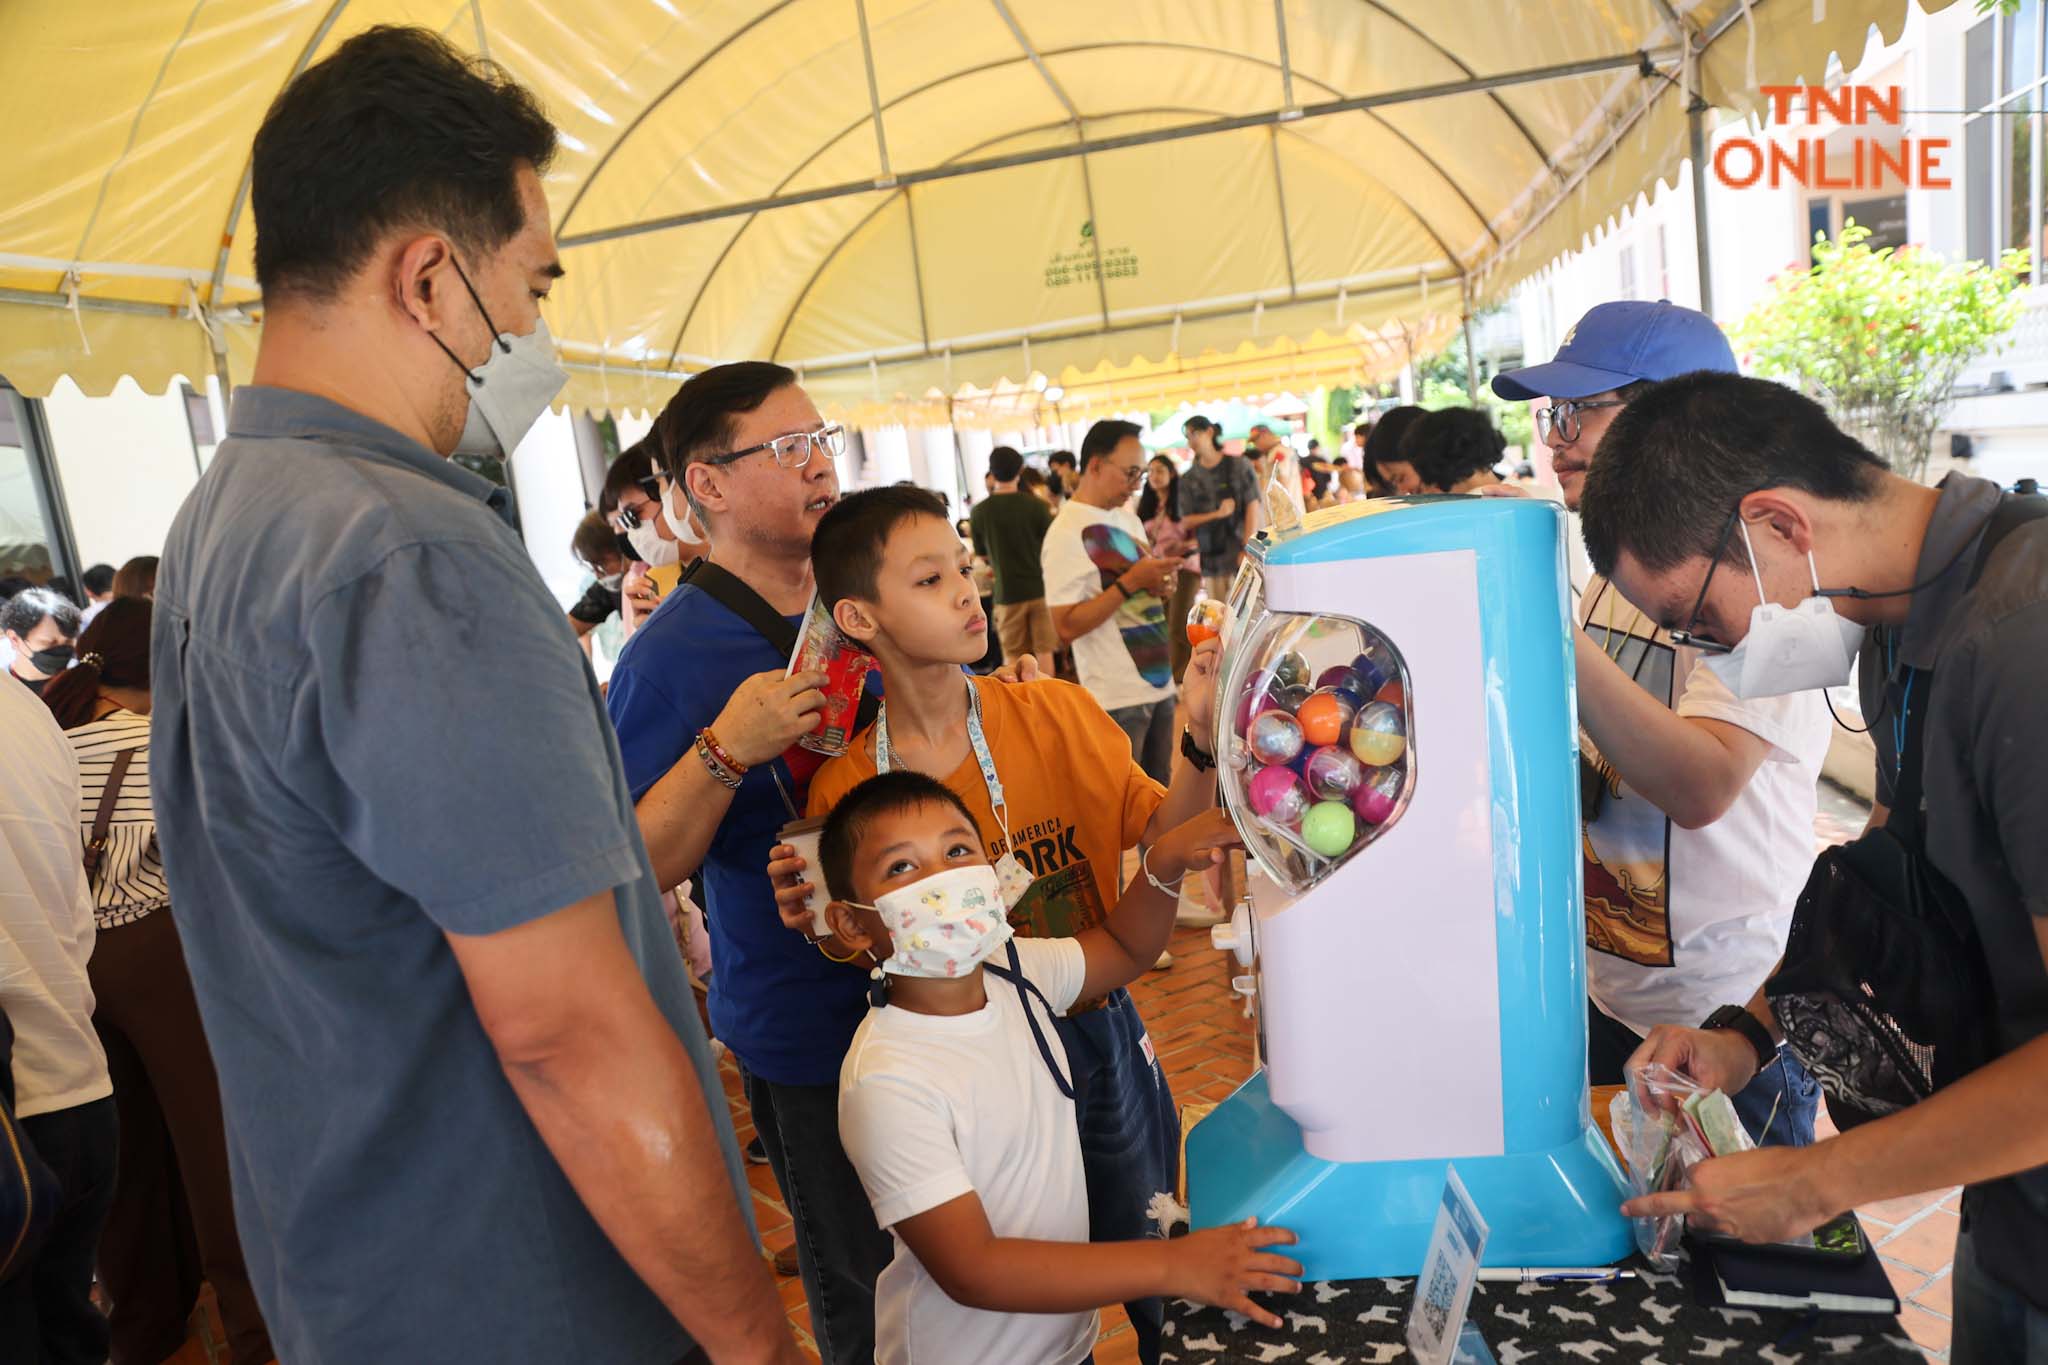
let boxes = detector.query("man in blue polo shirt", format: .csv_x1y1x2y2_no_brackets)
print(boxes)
149,29,794,1365
608,362,888,1365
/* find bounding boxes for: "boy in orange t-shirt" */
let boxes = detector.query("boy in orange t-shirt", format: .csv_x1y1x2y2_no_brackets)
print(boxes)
776,486,1223,1364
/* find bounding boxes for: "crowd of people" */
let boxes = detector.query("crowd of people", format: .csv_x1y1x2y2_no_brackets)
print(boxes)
1,22,2043,1365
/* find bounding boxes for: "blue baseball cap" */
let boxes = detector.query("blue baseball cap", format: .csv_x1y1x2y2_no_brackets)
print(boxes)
1491,300,1737,401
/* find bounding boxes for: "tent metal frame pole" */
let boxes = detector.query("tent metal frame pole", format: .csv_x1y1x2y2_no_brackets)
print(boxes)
558,46,1676,249
1687,96,1716,317
852,0,894,182
0,286,257,324
1273,0,1298,114
1460,280,1479,407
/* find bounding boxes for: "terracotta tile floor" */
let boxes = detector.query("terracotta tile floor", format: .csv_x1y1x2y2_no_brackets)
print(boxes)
162,791,1958,1364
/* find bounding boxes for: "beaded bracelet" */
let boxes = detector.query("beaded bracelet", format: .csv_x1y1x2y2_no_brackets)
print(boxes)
700,727,748,776
696,734,743,790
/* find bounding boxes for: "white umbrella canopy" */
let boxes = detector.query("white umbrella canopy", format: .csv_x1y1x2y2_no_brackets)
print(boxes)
0,0,1939,421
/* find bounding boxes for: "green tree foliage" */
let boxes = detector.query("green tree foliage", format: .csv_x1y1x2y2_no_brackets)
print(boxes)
1734,223,2028,481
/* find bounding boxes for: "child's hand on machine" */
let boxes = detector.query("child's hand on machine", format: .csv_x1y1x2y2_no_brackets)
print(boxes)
1150,808,1242,882
1164,1217,1303,1327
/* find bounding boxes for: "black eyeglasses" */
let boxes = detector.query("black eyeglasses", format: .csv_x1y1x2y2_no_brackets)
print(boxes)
612,475,663,531
704,424,846,470
1669,502,1746,653
1536,397,1627,444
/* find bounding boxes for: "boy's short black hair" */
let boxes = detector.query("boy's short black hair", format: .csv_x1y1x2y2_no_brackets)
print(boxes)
1047,450,1077,471
251,25,557,302
819,771,981,903
987,445,1025,482
81,564,116,596
812,485,951,610
1580,372,1887,577
1363,405,1426,471
1079,420,1142,471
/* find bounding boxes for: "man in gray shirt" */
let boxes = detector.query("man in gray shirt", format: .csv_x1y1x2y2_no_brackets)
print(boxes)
150,28,795,1365
1580,373,2048,1362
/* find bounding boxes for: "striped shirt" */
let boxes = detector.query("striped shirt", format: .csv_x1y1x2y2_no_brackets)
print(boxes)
68,708,167,928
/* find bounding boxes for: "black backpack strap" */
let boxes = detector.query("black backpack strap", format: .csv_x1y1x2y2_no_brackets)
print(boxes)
678,559,881,734
678,558,800,658
984,940,1076,1101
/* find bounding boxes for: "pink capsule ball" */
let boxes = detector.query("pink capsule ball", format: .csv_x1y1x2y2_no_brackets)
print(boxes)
1247,765,1309,827
1352,763,1404,824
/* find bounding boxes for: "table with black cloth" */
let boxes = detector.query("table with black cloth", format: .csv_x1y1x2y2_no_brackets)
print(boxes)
1160,1249,1924,1363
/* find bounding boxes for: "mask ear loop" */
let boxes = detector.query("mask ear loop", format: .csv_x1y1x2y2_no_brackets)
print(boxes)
1735,520,1771,604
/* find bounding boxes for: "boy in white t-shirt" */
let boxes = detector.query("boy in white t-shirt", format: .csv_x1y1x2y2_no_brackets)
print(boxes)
819,771,1300,1365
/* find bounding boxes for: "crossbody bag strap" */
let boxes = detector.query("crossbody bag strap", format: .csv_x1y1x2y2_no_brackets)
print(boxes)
679,559,880,733
984,939,1077,1102
83,747,134,887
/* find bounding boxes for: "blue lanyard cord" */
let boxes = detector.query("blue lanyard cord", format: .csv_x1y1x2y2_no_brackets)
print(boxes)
1887,632,1916,795
875,681,1011,847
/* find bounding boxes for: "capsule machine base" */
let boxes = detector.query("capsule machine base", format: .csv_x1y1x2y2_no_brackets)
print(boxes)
1184,497,1634,1281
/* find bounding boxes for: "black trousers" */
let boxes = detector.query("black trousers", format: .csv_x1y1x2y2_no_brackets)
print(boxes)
0,1096,118,1365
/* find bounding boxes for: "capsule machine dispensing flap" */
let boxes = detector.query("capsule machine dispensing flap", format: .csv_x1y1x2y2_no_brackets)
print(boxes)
1185,496,1633,1281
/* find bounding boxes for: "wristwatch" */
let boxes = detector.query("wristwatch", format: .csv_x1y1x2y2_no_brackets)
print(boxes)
1180,729,1215,772
1700,1004,1776,1071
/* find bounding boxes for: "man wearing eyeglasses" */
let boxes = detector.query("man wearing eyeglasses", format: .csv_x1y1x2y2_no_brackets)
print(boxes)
1581,373,2048,1364
604,362,891,1364
1042,420,1187,784
1491,301,1830,1149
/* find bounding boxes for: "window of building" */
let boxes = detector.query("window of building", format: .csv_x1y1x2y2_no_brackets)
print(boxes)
0,382,79,591
1965,2,2043,277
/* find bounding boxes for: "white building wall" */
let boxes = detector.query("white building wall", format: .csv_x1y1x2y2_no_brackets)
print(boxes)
508,407,590,610
42,376,204,570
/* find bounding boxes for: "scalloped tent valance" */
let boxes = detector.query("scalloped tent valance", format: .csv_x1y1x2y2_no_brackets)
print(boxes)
0,0,1938,422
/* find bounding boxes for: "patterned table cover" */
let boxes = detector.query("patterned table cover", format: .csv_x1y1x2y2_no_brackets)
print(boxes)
1161,1252,1924,1364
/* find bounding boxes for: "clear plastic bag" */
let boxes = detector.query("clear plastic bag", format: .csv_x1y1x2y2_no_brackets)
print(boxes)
1609,1063,1751,1267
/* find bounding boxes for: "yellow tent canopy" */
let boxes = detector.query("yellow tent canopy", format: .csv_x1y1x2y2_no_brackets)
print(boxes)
0,0,1935,422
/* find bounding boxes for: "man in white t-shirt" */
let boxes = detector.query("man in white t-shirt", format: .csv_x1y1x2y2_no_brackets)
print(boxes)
1493,301,1830,1146
1043,420,1182,784
0,670,117,1361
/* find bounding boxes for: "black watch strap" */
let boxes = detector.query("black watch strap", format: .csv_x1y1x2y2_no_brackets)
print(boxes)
1701,1004,1776,1071
1180,729,1215,772
1112,577,1134,600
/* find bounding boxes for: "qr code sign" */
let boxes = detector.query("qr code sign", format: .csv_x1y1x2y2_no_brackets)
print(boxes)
1420,1255,1456,1341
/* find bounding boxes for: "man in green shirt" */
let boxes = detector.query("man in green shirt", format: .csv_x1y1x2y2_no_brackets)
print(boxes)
970,446,1058,675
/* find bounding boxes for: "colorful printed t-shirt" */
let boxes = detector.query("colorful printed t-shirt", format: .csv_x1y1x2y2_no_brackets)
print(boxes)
1577,574,1831,1036
1041,501,1176,713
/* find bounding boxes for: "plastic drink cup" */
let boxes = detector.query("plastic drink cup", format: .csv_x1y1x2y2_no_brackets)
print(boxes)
779,816,831,937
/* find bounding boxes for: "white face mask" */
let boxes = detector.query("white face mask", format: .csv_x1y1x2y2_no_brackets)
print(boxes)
1698,522,1868,699
626,517,679,567
453,314,568,459
666,477,705,546
852,864,1013,980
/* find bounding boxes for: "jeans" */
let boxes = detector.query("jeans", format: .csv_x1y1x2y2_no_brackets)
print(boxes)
1953,1211,2048,1363
1053,987,1178,1365
1585,1000,1822,1147
1109,699,1177,787
0,1097,119,1365
743,1071,892,1365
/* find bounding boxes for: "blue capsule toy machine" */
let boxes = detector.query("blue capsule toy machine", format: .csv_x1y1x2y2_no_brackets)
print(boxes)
1186,495,1634,1279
